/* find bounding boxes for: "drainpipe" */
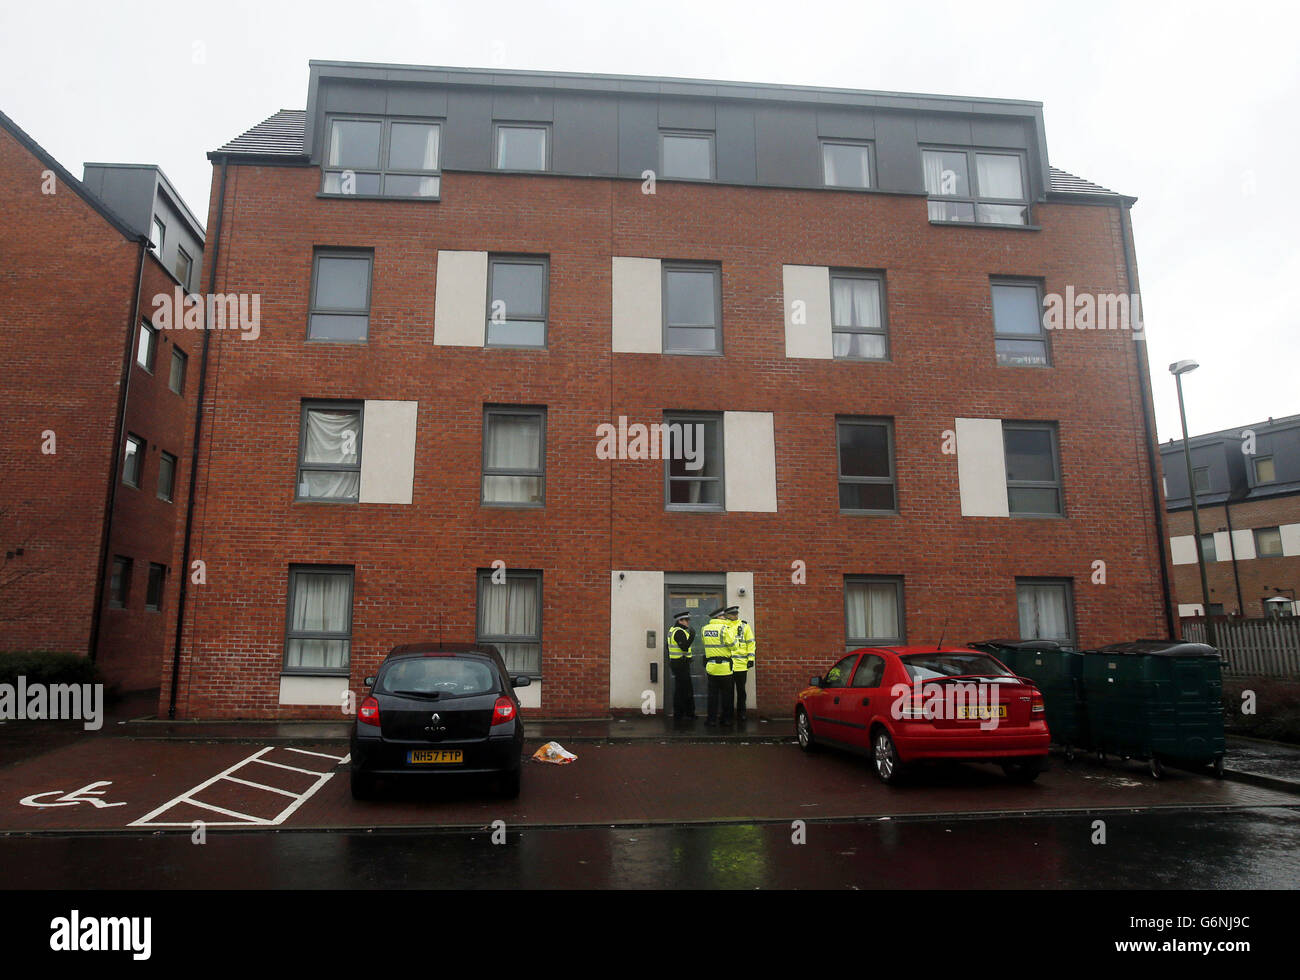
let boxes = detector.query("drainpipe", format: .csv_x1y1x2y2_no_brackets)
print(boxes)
1223,501,1245,616
1117,200,1176,639
89,234,150,662
168,156,228,719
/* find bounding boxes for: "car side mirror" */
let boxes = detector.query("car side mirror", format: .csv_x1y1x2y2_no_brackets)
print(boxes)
364,676,376,688
513,676,532,688
810,676,822,688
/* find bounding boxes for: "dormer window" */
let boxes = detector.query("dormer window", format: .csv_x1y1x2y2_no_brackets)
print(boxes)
322,117,441,198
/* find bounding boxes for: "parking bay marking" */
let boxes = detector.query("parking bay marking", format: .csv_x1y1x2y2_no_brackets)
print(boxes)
128,746,349,828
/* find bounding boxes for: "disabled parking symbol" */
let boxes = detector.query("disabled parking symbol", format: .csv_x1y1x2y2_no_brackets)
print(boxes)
20,780,126,809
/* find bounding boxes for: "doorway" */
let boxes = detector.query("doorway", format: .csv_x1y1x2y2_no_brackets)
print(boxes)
665,580,726,718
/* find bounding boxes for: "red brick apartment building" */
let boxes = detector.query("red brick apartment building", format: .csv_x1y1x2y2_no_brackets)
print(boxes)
0,110,205,692
1161,415,1300,618
168,61,1173,719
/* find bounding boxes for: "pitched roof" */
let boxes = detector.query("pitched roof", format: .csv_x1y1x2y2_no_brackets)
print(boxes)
214,108,1122,199
213,109,307,158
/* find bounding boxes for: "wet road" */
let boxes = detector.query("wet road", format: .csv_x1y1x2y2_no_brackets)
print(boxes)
2,806,1297,889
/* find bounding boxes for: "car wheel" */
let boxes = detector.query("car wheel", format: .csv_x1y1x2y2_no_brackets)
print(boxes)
499,768,521,799
796,709,818,752
1002,759,1043,783
350,768,375,801
1149,757,1164,780
873,729,904,784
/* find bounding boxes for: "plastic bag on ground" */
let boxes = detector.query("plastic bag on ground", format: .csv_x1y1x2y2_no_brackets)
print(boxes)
531,741,577,764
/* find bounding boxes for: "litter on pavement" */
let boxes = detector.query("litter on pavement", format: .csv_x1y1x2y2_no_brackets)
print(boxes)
531,741,578,764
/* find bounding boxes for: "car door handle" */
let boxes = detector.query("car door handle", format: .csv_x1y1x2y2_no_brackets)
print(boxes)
861,698,870,706
833,697,840,704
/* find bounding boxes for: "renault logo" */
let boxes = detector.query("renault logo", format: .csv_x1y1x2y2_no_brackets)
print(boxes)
431,713,441,724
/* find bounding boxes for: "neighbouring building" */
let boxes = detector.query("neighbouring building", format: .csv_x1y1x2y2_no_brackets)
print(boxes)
167,61,1172,719
1163,414,1300,619
0,109,205,692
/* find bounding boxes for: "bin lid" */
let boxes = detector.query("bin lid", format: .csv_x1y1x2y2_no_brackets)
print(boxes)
1092,640,1219,657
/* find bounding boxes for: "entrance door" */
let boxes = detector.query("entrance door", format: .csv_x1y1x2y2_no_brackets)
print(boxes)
665,584,726,718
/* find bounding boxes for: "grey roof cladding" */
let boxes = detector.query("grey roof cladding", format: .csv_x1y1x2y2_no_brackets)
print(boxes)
210,66,1119,199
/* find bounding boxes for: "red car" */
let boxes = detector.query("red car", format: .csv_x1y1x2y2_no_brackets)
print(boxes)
795,646,1050,783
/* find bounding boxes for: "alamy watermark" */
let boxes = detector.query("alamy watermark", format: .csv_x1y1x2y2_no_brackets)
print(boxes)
890,681,1004,731
150,287,261,340
0,677,104,731
1042,287,1144,334
595,416,705,469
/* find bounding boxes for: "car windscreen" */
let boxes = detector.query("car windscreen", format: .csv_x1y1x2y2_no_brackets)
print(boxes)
900,653,1015,682
377,657,499,698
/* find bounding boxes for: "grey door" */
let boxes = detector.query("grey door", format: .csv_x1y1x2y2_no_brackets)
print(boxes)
666,585,725,717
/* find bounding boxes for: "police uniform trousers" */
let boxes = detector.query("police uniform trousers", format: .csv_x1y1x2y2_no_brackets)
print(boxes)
733,668,748,721
670,657,695,718
707,671,734,725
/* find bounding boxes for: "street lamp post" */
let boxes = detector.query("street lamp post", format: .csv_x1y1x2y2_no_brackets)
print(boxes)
1170,360,1215,648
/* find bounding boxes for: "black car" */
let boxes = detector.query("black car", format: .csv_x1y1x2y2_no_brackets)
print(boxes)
350,642,530,800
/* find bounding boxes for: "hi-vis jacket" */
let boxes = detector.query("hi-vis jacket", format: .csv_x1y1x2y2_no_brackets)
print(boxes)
732,620,756,672
701,617,737,676
667,624,694,659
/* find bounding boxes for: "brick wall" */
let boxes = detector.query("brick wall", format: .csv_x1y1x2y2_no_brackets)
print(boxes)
169,162,1170,718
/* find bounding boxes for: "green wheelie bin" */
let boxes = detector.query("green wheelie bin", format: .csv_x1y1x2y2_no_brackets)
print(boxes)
969,639,1088,760
1081,640,1226,779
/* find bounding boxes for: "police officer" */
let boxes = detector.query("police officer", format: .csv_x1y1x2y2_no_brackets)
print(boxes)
701,606,736,727
667,611,696,720
729,608,756,722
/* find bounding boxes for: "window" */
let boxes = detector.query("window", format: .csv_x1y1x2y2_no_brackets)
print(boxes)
822,653,857,689
477,569,542,677
1200,533,1217,562
851,654,887,688
309,250,372,341
487,257,548,347
284,566,353,673
1254,456,1276,483
494,124,549,171
923,148,1029,225
664,412,723,510
830,271,887,359
482,407,545,506
1016,579,1075,646
1191,466,1210,493
322,117,441,197
109,557,132,609
844,576,904,647
662,263,722,354
822,140,872,189
991,280,1049,366
151,216,165,253
136,321,157,372
157,451,177,502
174,246,193,289
1255,526,1283,558
169,348,187,395
1004,423,1063,516
837,418,896,513
297,402,362,501
145,563,166,612
123,434,144,488
660,131,714,180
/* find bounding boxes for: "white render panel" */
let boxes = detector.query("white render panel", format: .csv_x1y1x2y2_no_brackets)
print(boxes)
1230,529,1257,561
1169,535,1198,566
609,571,665,710
1281,523,1300,557
359,400,418,504
955,418,1009,517
782,265,833,359
515,680,541,710
612,257,662,353
723,411,778,512
433,250,488,346
1177,603,1204,617
1212,531,1232,562
278,675,350,707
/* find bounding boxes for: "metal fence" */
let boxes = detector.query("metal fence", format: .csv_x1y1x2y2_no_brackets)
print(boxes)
1181,618,1300,679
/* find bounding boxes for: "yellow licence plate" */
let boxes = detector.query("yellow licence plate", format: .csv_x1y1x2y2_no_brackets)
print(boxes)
956,706,1008,720
407,750,463,764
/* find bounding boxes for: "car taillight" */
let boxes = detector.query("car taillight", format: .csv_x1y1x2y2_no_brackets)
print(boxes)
358,695,380,727
1030,691,1045,714
491,695,517,726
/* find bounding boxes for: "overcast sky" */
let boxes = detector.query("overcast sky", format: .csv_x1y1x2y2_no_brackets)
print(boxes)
2,0,1295,441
